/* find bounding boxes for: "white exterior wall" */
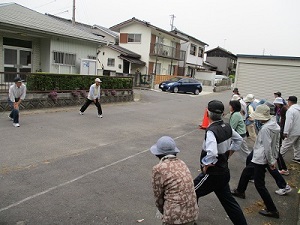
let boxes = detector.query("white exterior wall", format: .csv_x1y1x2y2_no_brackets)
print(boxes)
97,46,123,73
50,38,98,74
195,70,216,86
40,39,51,72
119,24,151,74
235,57,300,101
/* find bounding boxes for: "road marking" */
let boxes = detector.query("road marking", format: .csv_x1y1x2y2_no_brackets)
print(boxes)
0,130,197,213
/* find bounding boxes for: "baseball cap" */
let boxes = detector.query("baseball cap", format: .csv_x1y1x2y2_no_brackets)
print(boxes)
274,91,281,97
208,100,224,114
13,77,23,82
287,96,297,103
95,78,102,82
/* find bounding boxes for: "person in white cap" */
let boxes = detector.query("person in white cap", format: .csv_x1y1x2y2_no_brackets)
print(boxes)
244,94,257,143
79,78,103,118
273,97,289,175
8,77,27,127
150,136,198,225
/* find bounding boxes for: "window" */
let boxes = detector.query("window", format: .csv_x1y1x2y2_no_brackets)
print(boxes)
198,47,204,57
190,44,196,56
53,51,76,65
107,58,115,67
128,34,141,43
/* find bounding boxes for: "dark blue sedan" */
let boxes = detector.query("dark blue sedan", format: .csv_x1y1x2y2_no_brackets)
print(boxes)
159,77,202,95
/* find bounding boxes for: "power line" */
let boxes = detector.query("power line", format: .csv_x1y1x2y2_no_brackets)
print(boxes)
33,0,56,9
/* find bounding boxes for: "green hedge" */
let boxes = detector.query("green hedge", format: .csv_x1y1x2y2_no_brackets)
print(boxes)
26,73,133,91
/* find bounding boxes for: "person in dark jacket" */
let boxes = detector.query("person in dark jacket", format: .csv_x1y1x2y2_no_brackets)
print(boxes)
194,100,247,225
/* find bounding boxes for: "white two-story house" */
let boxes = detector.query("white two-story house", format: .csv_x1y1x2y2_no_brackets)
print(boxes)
109,17,187,76
171,29,208,77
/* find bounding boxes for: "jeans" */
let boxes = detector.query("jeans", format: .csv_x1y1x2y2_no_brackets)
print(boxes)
8,97,20,123
194,172,247,225
236,162,278,212
80,98,102,115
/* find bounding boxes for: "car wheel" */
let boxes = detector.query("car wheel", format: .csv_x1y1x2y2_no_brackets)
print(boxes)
194,89,200,95
173,87,179,93
162,89,166,92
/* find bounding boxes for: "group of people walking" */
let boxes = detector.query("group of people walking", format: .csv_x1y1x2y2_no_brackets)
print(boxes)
150,88,300,225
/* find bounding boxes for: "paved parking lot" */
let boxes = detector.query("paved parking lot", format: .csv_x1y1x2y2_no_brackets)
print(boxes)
0,88,299,225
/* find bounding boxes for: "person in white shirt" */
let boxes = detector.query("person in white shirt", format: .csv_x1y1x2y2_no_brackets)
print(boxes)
280,96,300,164
79,78,103,118
8,77,27,127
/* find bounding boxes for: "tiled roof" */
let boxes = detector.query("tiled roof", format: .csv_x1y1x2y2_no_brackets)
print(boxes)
0,3,106,43
171,28,208,46
47,14,119,39
108,45,141,58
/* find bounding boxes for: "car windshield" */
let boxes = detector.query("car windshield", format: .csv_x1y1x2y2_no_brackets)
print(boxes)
169,77,182,82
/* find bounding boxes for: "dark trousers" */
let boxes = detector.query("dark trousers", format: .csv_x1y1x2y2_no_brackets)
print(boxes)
194,172,247,225
246,151,286,189
8,98,20,123
236,162,278,212
80,98,102,115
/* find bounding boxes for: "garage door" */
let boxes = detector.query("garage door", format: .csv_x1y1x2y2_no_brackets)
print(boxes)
236,62,300,101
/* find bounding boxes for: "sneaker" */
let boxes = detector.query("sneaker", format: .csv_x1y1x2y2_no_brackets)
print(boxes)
13,123,20,127
275,185,292,196
292,158,300,164
231,188,246,199
79,111,84,115
8,115,13,121
249,179,255,183
98,114,103,118
278,169,289,176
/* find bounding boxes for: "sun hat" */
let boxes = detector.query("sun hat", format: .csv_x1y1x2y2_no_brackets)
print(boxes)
250,104,271,121
231,94,241,101
150,136,180,155
287,96,297,103
208,100,224,114
273,97,284,105
95,78,102,82
13,77,23,82
244,94,254,103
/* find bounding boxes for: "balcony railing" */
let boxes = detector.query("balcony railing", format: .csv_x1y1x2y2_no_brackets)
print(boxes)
149,43,185,61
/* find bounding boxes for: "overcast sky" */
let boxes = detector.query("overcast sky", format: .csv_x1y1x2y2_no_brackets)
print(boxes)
2,0,300,56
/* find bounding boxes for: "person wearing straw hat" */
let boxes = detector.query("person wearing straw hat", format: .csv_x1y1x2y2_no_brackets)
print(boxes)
193,100,247,225
150,136,198,225
231,104,280,218
79,78,103,118
8,77,27,127
244,94,257,143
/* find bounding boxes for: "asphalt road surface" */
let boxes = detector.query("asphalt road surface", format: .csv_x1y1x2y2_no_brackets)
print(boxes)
0,88,299,225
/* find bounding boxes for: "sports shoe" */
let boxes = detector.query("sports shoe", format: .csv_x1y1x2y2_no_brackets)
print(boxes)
8,115,13,121
79,111,84,115
275,184,292,195
231,188,246,199
98,114,103,118
278,169,289,176
13,123,20,127
292,158,300,164
259,209,279,218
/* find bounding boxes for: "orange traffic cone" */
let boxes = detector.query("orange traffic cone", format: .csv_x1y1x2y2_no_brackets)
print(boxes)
199,108,209,129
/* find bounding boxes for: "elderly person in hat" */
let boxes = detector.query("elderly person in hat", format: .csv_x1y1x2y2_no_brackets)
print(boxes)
150,136,198,225
193,100,247,225
79,78,103,118
244,94,257,143
231,104,280,219
280,96,300,164
231,94,247,120
8,77,27,127
273,97,289,175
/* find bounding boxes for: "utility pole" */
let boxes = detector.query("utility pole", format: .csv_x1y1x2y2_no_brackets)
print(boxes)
72,0,75,26
170,14,175,30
